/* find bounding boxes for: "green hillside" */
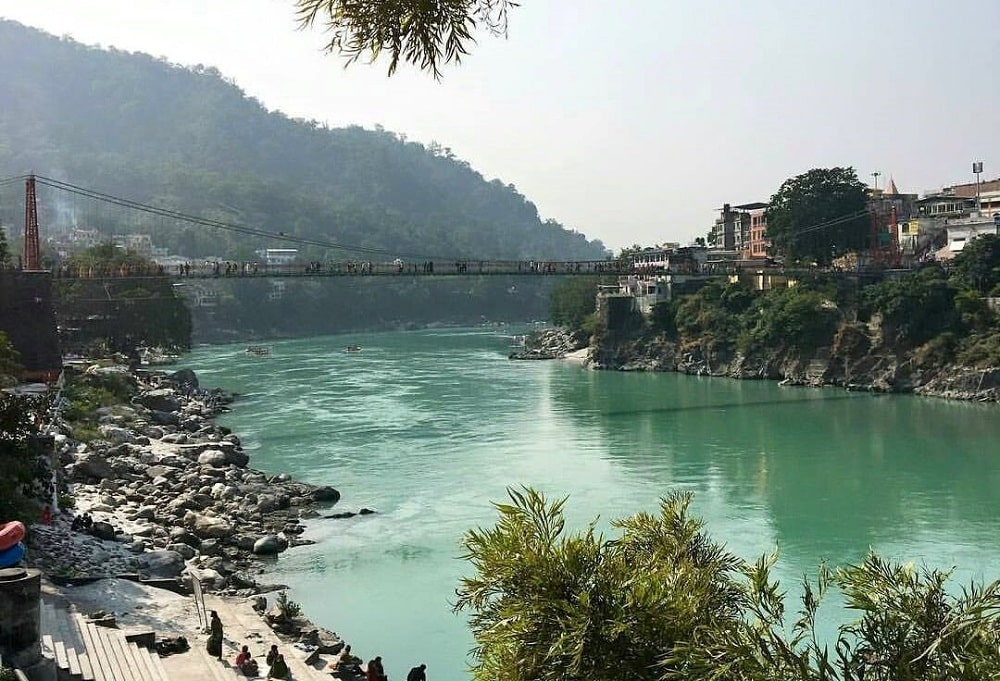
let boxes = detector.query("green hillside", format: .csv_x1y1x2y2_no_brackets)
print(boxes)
0,20,607,340
0,19,606,263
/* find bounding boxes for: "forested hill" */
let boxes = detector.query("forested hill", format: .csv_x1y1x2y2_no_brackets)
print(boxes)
0,20,607,262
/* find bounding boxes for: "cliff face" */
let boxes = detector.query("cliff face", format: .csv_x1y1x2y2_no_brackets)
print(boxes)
590,325,1000,402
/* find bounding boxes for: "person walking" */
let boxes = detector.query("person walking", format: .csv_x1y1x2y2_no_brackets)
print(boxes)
407,663,427,681
206,611,224,660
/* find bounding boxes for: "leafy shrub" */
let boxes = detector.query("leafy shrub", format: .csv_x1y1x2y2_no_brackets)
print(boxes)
956,330,1000,367
738,286,839,354
457,488,1000,681
913,333,958,369
275,591,301,621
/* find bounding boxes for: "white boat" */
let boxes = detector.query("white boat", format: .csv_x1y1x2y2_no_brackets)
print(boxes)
345,345,362,354
139,347,181,366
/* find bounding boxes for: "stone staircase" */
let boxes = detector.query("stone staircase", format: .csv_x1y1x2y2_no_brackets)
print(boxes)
39,602,170,681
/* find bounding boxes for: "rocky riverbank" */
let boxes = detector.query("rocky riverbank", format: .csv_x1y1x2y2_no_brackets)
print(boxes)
18,361,394,678
508,328,588,361
28,365,343,593
589,332,1000,402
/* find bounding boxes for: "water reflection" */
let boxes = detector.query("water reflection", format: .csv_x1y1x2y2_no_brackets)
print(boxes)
546,365,1000,572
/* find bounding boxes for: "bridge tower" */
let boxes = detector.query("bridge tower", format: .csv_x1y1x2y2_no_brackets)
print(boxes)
23,174,41,270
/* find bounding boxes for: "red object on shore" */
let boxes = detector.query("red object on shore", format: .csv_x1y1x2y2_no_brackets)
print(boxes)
0,520,26,551
41,507,52,525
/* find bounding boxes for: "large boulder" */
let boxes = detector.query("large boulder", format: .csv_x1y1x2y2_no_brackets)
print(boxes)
223,448,250,468
76,454,112,480
184,512,233,539
148,410,180,426
169,527,201,548
197,450,228,468
90,521,117,541
252,534,289,557
311,486,341,503
255,495,279,514
169,368,199,389
138,550,186,578
98,425,134,444
137,389,181,413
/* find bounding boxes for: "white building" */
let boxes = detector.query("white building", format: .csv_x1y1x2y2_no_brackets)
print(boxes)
255,249,298,266
936,214,999,260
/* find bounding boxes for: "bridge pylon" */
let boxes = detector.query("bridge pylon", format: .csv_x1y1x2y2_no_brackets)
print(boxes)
23,174,41,270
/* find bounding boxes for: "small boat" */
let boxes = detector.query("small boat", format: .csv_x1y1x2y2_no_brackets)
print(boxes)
245,345,271,357
139,346,181,366
0,521,26,552
345,345,362,354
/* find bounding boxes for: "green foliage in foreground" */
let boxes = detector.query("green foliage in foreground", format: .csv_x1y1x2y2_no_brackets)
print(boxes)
0,393,52,523
0,330,21,387
457,488,1000,681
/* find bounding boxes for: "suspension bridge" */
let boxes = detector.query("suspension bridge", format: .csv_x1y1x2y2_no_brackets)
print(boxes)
2,174,632,280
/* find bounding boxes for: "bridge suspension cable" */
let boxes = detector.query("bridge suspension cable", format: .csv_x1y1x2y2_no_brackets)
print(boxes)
31,175,474,263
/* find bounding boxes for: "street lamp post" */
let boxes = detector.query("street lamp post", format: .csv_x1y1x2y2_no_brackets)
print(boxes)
973,161,983,214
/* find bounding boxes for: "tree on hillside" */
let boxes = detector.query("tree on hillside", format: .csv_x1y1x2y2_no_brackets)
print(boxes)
295,0,518,77
949,233,1000,295
456,487,1000,681
766,168,869,265
54,244,192,353
863,268,960,348
0,226,11,267
549,277,600,333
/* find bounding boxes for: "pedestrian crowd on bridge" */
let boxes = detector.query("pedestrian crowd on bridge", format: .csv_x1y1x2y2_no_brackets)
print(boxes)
44,257,632,279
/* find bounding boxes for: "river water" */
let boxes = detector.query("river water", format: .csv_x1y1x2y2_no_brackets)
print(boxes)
183,328,1000,681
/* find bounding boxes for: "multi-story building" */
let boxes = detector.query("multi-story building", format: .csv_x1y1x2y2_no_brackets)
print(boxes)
112,233,154,256
712,202,768,258
745,204,769,259
946,177,1000,217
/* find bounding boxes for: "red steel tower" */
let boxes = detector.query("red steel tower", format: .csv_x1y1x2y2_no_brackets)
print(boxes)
23,174,41,270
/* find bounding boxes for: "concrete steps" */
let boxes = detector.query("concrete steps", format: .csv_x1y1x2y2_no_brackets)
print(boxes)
39,602,168,681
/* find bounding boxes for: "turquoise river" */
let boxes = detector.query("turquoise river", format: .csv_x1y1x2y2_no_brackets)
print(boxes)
183,328,1000,681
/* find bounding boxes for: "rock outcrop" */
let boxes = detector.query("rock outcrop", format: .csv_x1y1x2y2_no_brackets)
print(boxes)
591,327,999,402
509,328,587,360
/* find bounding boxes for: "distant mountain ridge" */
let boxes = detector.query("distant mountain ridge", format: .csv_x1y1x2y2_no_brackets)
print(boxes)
0,19,607,262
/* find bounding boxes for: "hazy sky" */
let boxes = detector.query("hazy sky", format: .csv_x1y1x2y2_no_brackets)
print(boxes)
3,0,998,250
